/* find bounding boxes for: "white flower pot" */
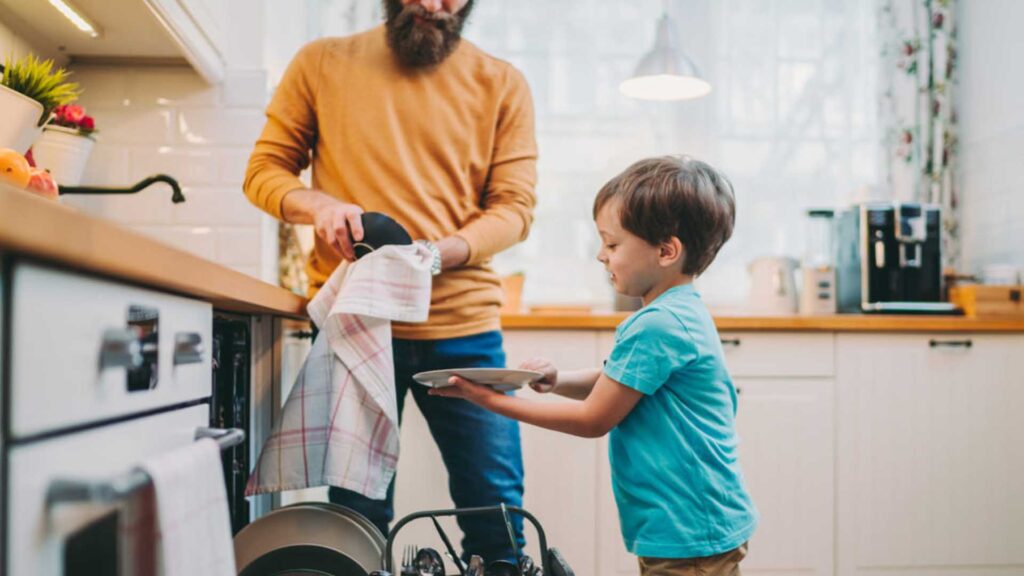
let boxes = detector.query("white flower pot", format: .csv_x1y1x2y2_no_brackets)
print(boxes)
0,84,48,153
31,125,95,186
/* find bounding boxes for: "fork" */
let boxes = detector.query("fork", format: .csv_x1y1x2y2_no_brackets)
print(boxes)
401,544,419,576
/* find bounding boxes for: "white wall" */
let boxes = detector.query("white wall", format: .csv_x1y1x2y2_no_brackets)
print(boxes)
957,0,1024,280
0,20,35,60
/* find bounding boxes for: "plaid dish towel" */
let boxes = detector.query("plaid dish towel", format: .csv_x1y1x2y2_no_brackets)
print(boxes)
246,244,433,499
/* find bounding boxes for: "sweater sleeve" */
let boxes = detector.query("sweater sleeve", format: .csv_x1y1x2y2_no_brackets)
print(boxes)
455,66,538,266
243,40,325,220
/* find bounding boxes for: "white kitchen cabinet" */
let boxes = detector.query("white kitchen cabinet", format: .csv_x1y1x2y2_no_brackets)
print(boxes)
596,331,836,576
723,333,836,575
144,0,229,83
836,333,1024,576
734,376,834,575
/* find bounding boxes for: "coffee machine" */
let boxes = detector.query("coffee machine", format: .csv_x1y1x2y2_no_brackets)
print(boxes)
835,202,957,313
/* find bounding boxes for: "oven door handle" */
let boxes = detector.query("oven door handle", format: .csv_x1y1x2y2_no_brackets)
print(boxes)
45,426,246,506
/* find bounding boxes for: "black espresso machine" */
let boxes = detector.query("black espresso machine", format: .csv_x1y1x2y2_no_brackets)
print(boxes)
835,202,958,314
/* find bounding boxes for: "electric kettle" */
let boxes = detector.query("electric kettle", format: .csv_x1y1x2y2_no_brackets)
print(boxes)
747,256,799,314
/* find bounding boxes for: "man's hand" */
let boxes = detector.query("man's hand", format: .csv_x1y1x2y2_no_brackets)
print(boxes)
313,201,365,261
519,357,557,393
282,189,365,261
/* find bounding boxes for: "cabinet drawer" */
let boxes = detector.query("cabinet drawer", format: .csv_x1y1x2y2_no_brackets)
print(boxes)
10,263,212,438
718,332,834,377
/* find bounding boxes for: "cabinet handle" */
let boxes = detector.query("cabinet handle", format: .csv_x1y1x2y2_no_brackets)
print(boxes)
99,328,142,370
289,330,314,340
928,339,972,349
174,332,204,365
720,338,741,348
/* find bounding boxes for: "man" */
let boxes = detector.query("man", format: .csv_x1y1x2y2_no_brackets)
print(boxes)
243,0,537,560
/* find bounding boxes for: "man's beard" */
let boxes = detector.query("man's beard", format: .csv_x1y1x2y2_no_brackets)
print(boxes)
384,0,474,69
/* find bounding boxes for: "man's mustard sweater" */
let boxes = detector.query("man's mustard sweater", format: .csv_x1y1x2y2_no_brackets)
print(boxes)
244,26,538,339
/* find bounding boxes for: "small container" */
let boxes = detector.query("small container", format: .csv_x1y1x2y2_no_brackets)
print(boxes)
981,263,1020,286
30,125,95,186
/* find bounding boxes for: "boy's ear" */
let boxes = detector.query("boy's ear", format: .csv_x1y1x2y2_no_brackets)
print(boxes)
659,237,685,268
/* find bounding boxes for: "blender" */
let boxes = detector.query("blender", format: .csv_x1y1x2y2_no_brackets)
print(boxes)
800,208,837,315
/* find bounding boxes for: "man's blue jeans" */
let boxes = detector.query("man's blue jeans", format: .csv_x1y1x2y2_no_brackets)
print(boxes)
327,330,525,561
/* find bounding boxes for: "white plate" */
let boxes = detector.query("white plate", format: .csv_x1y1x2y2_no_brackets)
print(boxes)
412,368,544,392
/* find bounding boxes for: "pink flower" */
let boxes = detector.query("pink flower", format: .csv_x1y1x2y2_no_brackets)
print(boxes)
80,116,95,131
62,104,86,124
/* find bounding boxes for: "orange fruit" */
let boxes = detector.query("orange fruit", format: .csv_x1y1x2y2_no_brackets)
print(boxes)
0,148,32,189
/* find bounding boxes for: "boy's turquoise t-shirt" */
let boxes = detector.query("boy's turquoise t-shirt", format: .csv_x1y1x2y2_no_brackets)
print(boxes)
603,283,758,558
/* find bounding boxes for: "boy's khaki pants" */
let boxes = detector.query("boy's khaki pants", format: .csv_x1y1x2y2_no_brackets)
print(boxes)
638,542,748,576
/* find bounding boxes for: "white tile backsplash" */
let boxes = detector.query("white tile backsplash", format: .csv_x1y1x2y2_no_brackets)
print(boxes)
171,187,265,227
80,146,131,186
176,109,266,146
87,107,176,145
125,67,222,108
216,227,263,265
130,225,217,261
222,71,271,108
63,67,273,281
129,148,220,185
218,149,256,185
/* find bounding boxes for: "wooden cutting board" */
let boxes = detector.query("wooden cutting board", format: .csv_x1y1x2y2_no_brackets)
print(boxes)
949,284,1024,318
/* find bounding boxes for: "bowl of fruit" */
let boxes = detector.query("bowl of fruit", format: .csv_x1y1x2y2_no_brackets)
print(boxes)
0,148,59,200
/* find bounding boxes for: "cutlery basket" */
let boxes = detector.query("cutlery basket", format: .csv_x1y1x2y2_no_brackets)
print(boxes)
382,505,575,576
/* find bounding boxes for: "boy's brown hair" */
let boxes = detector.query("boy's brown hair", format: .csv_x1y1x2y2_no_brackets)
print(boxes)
593,156,736,276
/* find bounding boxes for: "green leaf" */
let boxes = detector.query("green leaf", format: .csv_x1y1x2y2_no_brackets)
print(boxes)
1,53,81,125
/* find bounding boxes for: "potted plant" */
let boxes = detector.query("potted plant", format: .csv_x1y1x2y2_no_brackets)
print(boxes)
0,54,80,154
31,104,98,186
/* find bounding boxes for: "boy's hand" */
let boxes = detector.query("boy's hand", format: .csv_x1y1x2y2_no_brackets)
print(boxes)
428,375,502,404
520,357,557,393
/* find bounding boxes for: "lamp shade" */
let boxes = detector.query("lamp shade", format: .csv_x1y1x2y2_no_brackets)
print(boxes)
620,13,711,101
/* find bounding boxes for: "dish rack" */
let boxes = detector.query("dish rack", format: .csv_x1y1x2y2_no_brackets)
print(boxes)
377,505,575,576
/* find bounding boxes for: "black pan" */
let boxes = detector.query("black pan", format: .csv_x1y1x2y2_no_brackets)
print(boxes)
352,212,413,259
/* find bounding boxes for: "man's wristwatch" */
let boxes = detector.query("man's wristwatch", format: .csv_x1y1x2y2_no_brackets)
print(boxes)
416,240,442,276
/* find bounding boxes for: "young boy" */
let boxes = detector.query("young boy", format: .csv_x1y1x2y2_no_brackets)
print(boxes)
430,156,758,575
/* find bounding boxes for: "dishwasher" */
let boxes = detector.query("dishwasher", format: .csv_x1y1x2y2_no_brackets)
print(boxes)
233,502,576,576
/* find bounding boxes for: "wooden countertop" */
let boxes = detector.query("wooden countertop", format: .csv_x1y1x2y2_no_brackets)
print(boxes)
501,311,1024,333
0,185,307,318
